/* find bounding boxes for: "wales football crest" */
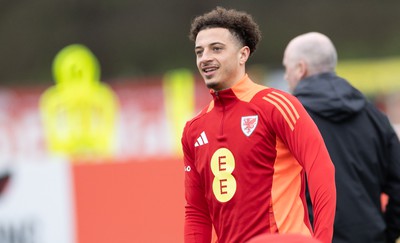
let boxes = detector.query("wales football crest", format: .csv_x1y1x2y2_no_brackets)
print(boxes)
241,115,258,136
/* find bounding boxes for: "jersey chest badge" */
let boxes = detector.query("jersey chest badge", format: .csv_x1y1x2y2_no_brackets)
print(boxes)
241,115,258,136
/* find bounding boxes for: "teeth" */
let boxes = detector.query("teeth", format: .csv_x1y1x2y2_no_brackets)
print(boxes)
204,67,216,72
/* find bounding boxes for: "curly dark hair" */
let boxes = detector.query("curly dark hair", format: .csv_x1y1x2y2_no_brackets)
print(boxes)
189,6,262,55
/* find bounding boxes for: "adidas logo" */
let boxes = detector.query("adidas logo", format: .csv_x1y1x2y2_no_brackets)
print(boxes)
195,131,208,147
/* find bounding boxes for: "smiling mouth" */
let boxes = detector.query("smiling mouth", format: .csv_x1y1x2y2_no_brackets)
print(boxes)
202,66,218,75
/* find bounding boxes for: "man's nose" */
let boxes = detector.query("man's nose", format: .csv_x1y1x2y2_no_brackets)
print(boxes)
199,50,213,62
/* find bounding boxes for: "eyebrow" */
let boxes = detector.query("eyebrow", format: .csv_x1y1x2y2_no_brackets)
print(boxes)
195,42,225,50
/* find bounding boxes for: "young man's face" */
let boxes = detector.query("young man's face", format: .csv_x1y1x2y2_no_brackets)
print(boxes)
195,27,247,91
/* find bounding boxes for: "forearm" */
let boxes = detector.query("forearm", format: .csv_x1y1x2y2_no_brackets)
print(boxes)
184,206,212,243
311,176,336,243
307,151,336,243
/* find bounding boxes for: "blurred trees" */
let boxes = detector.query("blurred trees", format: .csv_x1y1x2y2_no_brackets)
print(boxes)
0,0,400,85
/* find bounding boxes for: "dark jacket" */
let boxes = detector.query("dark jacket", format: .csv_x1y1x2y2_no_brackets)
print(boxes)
293,72,400,243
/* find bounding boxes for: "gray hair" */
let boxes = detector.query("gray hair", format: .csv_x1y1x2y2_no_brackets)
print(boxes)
289,32,337,75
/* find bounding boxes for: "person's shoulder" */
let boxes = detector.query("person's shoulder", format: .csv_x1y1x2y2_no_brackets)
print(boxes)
248,83,295,97
364,101,397,133
250,86,300,106
363,101,392,123
184,100,213,127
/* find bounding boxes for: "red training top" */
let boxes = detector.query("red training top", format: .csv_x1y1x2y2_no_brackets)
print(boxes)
182,75,336,243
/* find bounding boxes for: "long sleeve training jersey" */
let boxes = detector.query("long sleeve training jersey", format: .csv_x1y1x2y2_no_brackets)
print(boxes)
182,75,336,243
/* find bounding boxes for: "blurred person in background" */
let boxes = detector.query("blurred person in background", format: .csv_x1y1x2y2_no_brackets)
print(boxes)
282,31,400,243
181,7,336,243
40,44,119,161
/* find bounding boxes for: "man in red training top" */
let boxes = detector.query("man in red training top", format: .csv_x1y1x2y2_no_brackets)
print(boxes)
181,6,336,243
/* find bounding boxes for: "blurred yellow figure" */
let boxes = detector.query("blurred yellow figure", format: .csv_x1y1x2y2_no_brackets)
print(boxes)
163,68,195,156
40,44,119,160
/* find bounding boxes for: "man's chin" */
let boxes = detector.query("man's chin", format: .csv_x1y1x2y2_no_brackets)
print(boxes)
203,74,222,90
205,80,219,90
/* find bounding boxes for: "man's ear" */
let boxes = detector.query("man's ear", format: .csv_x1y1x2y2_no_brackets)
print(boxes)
239,46,250,65
298,60,308,79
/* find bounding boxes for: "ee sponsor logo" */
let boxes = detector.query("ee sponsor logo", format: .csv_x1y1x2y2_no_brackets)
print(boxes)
211,148,237,202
